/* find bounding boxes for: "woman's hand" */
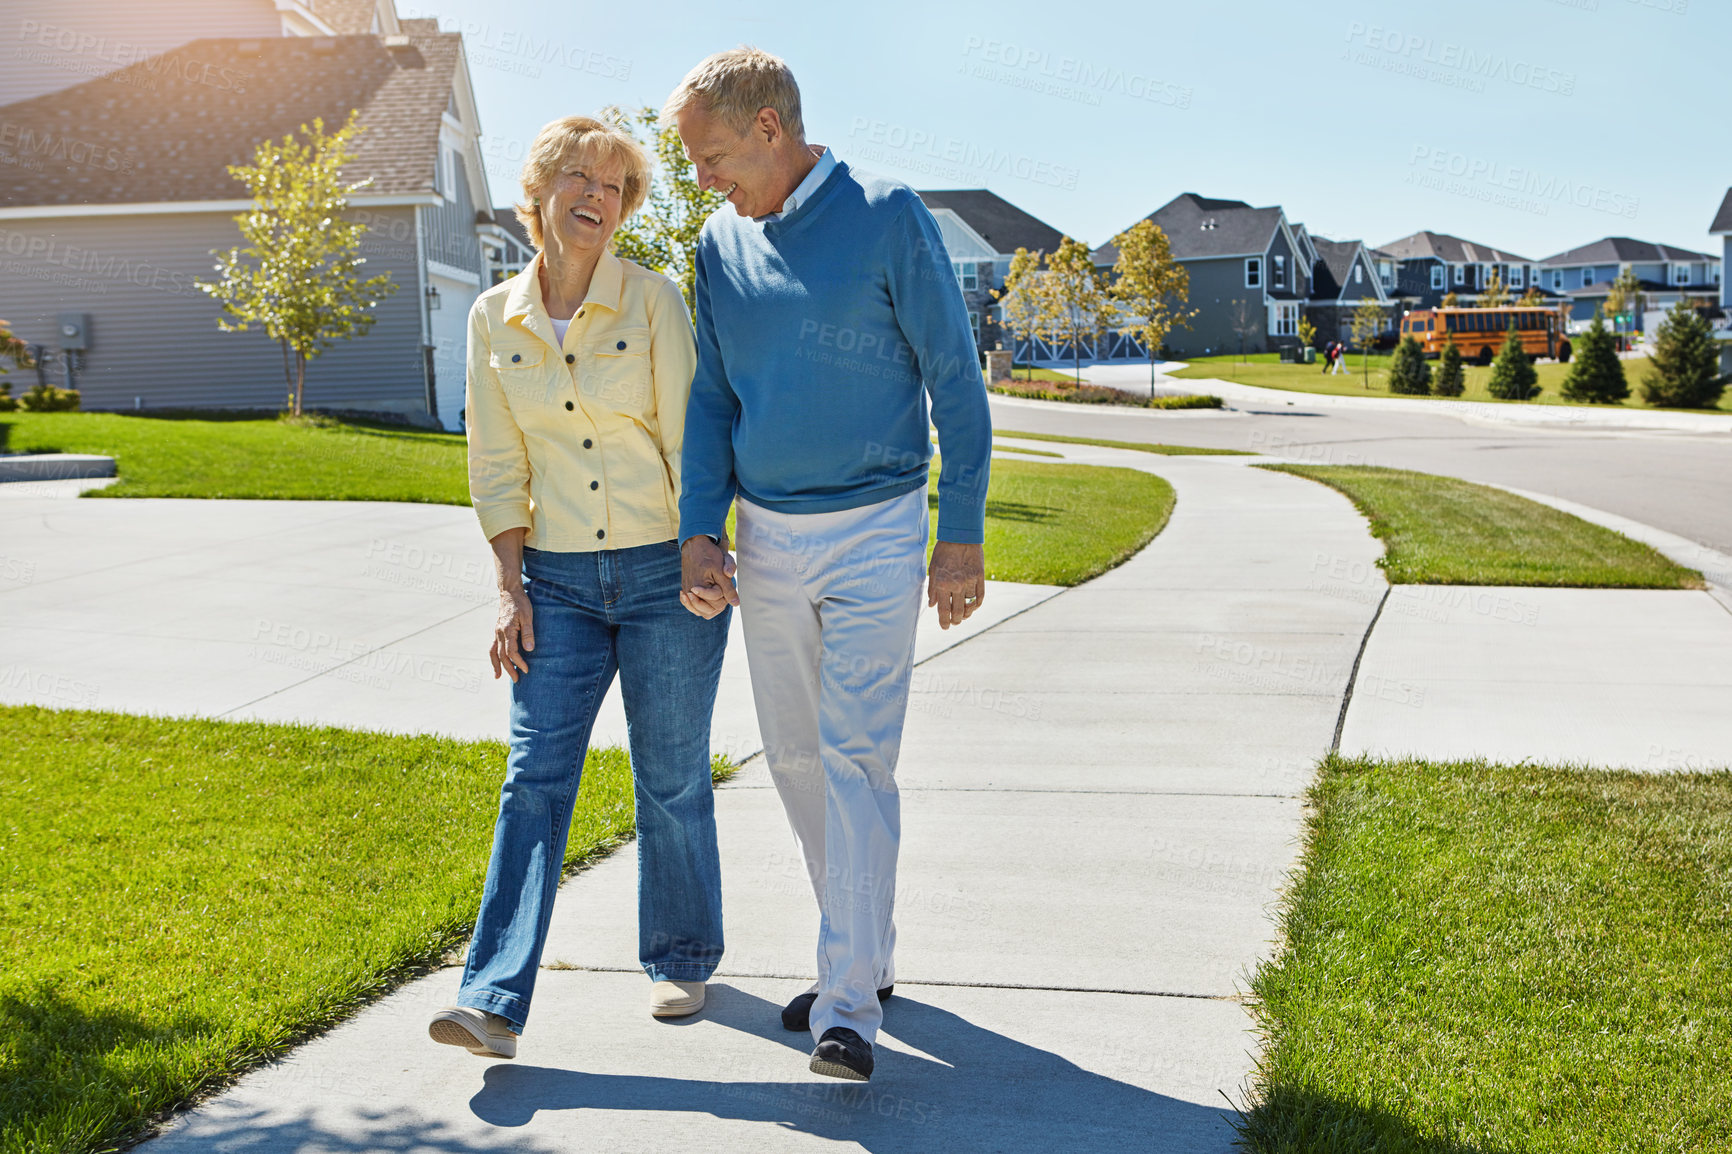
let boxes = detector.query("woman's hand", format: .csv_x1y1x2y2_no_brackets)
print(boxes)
491,584,535,682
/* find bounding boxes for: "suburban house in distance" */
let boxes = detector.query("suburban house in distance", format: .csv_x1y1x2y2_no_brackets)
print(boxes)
1709,189,1732,371
1376,231,1544,309
914,188,1066,354
1090,193,1391,358
1536,237,1722,328
0,0,510,429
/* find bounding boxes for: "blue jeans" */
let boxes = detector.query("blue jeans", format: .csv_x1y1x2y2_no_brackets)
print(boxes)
457,540,729,1032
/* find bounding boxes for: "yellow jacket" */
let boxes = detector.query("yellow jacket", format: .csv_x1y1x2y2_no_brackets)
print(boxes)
465,250,697,551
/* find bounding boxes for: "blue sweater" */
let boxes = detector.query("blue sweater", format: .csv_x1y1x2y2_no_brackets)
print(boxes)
678,160,992,545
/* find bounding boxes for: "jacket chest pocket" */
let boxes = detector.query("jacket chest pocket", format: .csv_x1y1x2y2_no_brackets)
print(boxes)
583,328,652,412
489,344,559,410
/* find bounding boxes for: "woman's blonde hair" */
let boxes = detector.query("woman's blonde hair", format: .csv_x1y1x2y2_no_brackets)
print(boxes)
514,114,651,251
660,46,803,140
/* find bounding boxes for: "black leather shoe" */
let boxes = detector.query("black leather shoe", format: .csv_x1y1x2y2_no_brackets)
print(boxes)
781,984,894,1032
810,1027,873,1081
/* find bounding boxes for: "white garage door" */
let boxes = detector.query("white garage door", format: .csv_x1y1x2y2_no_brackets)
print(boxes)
428,272,477,432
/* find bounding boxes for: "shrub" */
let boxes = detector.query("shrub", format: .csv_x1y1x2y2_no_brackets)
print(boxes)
1432,338,1465,396
18,383,81,412
987,380,1221,409
1561,308,1629,404
1386,335,1432,395
0,383,16,413
1486,324,1539,400
1640,301,1724,408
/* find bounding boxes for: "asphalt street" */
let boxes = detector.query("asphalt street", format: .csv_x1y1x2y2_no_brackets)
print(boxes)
988,392,1732,555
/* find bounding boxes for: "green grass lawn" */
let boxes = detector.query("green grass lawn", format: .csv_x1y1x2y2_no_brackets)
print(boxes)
0,706,722,1154
1170,352,1732,413
1264,465,1702,588
994,430,1252,456
985,366,1076,384
1244,755,1732,1153
1,412,470,502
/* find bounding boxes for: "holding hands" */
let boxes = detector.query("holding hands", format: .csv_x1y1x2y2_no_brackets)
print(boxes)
680,533,739,619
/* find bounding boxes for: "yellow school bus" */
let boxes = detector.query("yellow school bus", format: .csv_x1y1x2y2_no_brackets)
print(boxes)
1399,308,1570,365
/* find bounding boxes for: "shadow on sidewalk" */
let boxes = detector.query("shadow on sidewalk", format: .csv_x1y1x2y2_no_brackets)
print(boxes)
467,984,1238,1151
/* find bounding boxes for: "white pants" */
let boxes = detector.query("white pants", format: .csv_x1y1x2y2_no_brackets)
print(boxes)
735,487,927,1045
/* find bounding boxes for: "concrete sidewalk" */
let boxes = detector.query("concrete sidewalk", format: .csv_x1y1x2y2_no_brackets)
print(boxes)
120,452,1386,1151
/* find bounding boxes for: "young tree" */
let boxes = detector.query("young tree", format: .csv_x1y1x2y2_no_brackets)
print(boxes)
1440,291,1460,309
198,112,397,418
1640,299,1724,408
1561,308,1629,404
1432,335,1465,396
1349,300,1384,387
1107,219,1194,393
1486,322,1540,400
1603,267,1644,350
1478,269,1511,309
1517,285,1545,306
1044,236,1109,384
607,106,727,313
1386,335,1432,395
1227,297,1262,366
996,247,1051,380
1297,313,1317,352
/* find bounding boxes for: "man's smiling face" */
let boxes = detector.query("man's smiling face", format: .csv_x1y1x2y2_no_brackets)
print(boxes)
675,103,783,219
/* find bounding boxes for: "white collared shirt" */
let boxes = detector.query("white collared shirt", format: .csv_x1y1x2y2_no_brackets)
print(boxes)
758,145,834,223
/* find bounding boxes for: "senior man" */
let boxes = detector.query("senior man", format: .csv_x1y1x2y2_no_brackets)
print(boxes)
667,47,992,1081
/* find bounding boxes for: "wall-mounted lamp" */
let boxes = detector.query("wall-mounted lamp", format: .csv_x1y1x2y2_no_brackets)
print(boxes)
425,284,441,310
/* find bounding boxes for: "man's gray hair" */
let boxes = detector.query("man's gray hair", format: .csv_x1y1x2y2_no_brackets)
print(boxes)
661,46,804,140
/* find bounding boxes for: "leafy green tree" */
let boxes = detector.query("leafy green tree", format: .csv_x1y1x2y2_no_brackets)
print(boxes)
1560,308,1628,403
1106,219,1194,392
1478,269,1511,308
1432,335,1465,396
1349,300,1384,387
1640,300,1724,408
1603,267,1644,349
607,106,726,313
1440,291,1460,309
1517,284,1544,306
1386,335,1432,395
1044,236,1109,384
995,247,1052,380
1297,313,1317,352
1486,322,1540,400
198,112,396,418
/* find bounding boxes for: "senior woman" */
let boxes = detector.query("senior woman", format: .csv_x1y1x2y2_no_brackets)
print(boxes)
427,115,729,1061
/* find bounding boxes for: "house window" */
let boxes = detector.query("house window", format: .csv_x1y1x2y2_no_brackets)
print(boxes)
968,310,981,336
1551,269,1563,290
1582,268,1595,287
1453,264,1465,285
1431,264,1445,290
952,261,978,292
1673,264,1691,285
1272,254,1286,289
1378,260,1392,288
1510,265,1524,288
1353,264,1363,285
1245,257,1262,288
1272,302,1299,337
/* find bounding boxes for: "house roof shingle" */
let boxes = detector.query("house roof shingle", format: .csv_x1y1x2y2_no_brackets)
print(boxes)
308,0,386,34
1537,236,1717,266
1092,193,1282,265
1376,230,1532,265
913,189,1066,257
0,30,461,208
1711,189,1732,235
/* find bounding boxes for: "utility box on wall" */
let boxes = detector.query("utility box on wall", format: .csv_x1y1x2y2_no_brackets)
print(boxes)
57,313,90,351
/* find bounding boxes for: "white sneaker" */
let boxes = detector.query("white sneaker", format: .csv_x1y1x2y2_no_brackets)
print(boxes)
650,979,706,1018
428,1006,517,1058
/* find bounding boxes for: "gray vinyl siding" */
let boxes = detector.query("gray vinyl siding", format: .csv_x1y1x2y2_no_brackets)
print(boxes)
1724,238,1731,308
2,0,282,106
1165,257,1263,357
0,207,430,416
423,149,482,274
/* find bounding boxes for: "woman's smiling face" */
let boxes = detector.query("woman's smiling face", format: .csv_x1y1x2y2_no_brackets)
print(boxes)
538,149,625,256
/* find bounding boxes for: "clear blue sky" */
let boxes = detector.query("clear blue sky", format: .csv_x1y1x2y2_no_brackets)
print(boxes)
406,0,1723,261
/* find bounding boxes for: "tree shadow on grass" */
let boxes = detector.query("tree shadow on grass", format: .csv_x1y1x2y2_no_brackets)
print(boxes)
926,491,1062,525
1234,1084,1520,1154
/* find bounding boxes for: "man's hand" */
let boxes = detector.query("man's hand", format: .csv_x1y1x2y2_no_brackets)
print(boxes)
680,534,740,619
928,541,985,630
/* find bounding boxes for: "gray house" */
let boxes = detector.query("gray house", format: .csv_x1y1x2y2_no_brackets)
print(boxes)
1710,190,1732,371
0,0,509,429
1536,236,1722,327
1376,231,1544,309
914,188,1066,356
1092,193,1390,357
